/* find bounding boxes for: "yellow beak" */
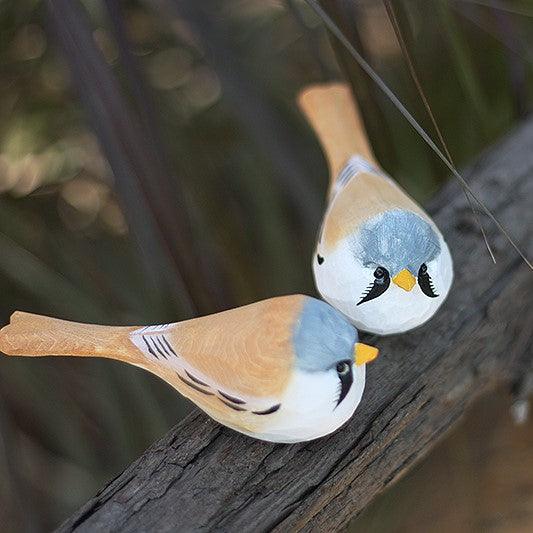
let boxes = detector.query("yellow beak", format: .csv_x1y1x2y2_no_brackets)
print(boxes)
354,342,379,366
392,269,416,292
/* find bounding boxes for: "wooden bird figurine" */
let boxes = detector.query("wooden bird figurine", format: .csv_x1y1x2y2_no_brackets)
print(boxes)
298,82,453,335
0,295,378,443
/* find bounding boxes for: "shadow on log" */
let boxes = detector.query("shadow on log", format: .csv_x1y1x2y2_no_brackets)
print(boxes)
56,108,533,531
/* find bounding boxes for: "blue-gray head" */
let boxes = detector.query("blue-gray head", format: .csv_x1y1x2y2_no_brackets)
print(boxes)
292,298,358,372
358,210,440,276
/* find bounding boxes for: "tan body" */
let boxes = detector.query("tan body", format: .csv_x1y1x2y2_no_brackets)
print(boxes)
320,169,429,255
298,83,377,181
0,296,305,436
0,295,379,442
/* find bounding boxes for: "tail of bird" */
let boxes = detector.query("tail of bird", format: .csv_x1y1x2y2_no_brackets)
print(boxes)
297,82,376,185
0,311,141,365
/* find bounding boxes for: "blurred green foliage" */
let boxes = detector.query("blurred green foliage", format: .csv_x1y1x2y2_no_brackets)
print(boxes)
0,0,531,530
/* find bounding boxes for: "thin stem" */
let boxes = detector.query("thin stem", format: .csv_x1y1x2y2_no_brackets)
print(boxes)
383,0,496,263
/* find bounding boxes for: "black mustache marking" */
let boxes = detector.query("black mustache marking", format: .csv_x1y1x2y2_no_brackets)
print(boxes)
357,269,391,305
335,366,353,408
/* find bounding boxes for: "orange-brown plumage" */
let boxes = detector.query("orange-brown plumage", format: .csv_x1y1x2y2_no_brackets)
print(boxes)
321,171,429,252
0,295,379,442
0,296,307,436
298,82,376,187
0,311,139,363
166,295,302,398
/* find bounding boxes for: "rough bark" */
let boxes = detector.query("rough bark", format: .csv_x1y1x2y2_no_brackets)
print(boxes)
58,120,533,532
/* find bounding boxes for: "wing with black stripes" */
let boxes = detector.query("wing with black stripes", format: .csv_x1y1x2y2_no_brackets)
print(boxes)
129,323,283,423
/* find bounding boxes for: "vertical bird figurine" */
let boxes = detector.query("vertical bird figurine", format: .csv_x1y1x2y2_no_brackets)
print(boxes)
0,295,378,443
298,82,453,335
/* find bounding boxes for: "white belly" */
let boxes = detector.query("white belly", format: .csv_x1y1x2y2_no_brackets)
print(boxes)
240,366,366,443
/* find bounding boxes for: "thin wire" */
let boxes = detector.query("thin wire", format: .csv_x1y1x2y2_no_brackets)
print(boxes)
304,0,532,270
383,0,496,263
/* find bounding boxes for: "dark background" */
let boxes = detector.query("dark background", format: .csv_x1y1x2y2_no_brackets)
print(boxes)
0,1,532,531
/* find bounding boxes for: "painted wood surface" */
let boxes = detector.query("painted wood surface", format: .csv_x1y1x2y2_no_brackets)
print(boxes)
298,83,377,184
56,117,533,532
0,296,379,443
301,82,454,336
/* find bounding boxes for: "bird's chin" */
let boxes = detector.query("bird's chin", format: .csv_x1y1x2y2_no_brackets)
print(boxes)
351,312,432,336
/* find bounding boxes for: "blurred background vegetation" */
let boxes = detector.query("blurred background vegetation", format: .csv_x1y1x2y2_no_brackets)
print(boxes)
0,0,531,531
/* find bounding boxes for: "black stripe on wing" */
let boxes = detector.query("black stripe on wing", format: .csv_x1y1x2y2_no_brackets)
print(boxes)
153,337,171,358
142,334,178,359
160,335,178,357
218,390,246,405
219,399,247,412
142,336,159,359
177,374,214,396
149,337,168,359
171,366,282,417
185,370,209,387
252,404,281,415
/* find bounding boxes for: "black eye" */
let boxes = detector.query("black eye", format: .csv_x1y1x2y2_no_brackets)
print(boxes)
336,361,350,375
374,267,385,279
335,360,353,408
418,263,438,298
357,266,391,305
317,254,324,265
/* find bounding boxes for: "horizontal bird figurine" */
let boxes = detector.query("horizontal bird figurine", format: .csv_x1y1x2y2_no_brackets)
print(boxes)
298,82,453,335
0,295,378,443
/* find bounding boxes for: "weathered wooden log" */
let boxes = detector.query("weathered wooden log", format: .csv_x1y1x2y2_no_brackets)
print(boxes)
57,117,532,532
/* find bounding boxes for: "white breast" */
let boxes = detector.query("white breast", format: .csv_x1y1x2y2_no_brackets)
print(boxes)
245,365,366,443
